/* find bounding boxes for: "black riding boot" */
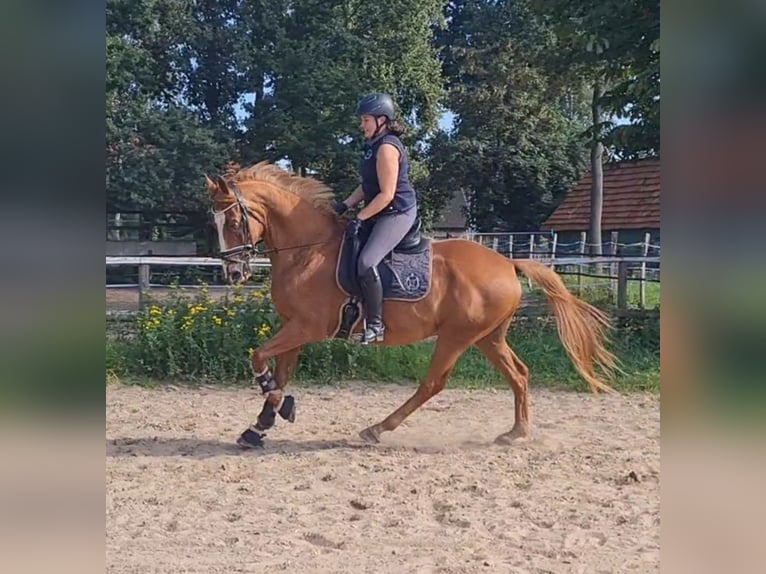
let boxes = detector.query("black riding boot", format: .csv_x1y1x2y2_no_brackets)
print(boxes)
359,266,385,343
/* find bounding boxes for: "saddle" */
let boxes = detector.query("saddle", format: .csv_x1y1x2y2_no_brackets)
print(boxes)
334,215,433,340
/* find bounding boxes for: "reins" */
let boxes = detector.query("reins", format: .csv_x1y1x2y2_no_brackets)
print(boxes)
212,179,339,261
256,239,335,256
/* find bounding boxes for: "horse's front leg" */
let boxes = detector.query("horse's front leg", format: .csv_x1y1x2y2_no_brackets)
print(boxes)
251,346,302,433
237,321,322,448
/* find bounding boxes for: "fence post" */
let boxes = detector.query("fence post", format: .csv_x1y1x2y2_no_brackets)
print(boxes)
508,234,514,259
578,231,586,296
617,261,628,309
640,232,650,308
550,232,558,269
609,231,619,304
138,263,150,310
527,234,535,289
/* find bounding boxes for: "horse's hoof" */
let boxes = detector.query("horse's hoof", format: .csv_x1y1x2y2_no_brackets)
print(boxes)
237,428,265,449
493,429,529,445
359,427,380,444
278,395,296,423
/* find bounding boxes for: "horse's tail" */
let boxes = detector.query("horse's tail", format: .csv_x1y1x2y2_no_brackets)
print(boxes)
512,259,621,394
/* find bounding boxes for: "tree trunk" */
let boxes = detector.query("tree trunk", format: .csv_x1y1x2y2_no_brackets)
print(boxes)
589,79,604,257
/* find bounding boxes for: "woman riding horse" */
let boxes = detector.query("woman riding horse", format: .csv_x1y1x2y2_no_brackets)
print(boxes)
332,93,418,344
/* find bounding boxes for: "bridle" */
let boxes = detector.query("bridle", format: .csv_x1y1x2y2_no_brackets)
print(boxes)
210,181,262,265
210,180,335,269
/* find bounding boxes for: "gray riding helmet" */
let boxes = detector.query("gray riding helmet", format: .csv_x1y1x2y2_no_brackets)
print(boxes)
356,93,395,120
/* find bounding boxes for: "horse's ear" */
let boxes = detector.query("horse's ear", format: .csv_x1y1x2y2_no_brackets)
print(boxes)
204,174,218,196
215,175,232,196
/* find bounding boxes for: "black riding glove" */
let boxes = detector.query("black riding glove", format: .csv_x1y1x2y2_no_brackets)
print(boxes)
332,200,349,215
346,218,363,237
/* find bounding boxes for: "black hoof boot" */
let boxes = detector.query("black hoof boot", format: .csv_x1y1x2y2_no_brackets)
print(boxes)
278,395,296,423
236,427,265,449
254,401,277,431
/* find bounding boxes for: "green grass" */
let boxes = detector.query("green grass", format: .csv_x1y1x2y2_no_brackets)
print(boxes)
249,317,657,394
546,273,660,310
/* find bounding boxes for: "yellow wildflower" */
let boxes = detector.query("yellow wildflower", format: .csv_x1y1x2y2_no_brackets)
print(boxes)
257,323,271,337
149,306,162,316
188,305,206,317
212,316,223,326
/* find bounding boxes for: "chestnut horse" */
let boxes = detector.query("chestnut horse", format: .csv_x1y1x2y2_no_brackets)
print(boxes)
206,161,618,447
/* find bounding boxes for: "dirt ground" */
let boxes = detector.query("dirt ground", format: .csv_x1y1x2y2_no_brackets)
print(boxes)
106,383,660,574
106,285,264,313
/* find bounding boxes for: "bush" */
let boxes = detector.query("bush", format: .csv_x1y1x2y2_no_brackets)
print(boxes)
121,283,278,381
110,285,659,392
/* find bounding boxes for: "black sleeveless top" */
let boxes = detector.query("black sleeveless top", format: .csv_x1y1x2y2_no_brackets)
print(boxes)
358,133,417,215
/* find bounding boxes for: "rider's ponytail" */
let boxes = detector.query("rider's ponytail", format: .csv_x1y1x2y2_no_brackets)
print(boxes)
386,118,406,137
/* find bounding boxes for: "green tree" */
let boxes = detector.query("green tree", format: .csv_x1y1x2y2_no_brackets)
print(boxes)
531,0,660,252
428,0,588,232
106,0,241,212
240,0,447,198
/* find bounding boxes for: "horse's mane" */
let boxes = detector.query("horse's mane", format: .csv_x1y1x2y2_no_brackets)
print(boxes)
224,161,337,213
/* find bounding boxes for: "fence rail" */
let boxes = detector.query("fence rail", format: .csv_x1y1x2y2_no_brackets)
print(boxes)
106,251,660,313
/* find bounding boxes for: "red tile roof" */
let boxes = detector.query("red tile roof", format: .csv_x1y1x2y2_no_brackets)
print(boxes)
541,158,660,231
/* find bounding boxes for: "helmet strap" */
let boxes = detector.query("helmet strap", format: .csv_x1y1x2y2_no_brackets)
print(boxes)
372,117,387,139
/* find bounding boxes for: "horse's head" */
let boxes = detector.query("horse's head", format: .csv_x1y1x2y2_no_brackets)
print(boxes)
206,174,266,284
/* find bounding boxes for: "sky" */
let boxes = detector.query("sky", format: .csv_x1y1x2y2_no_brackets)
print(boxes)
233,95,456,135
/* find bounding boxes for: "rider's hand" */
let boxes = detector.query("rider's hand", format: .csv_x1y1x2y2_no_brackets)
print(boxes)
332,200,348,215
345,218,362,237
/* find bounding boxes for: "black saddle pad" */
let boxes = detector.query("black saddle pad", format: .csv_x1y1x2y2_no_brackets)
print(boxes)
335,234,433,302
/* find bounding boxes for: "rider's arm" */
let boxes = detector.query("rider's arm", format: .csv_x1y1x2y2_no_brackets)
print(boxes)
357,143,399,221
342,185,365,209
333,185,364,215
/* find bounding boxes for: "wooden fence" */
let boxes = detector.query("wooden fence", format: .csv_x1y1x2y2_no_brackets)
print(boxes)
106,253,660,315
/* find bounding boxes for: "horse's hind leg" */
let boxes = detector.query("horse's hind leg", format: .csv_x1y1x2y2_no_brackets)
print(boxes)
359,335,468,443
474,319,531,444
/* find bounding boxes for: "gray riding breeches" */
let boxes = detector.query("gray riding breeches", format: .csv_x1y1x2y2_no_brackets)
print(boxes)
357,207,417,277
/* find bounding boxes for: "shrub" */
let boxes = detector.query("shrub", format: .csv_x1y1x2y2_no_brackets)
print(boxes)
124,283,278,381
111,284,659,392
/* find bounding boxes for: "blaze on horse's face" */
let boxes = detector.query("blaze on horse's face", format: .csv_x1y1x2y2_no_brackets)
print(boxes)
206,175,263,284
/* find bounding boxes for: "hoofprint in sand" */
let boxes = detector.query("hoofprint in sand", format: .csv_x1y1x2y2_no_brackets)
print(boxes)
106,383,659,574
